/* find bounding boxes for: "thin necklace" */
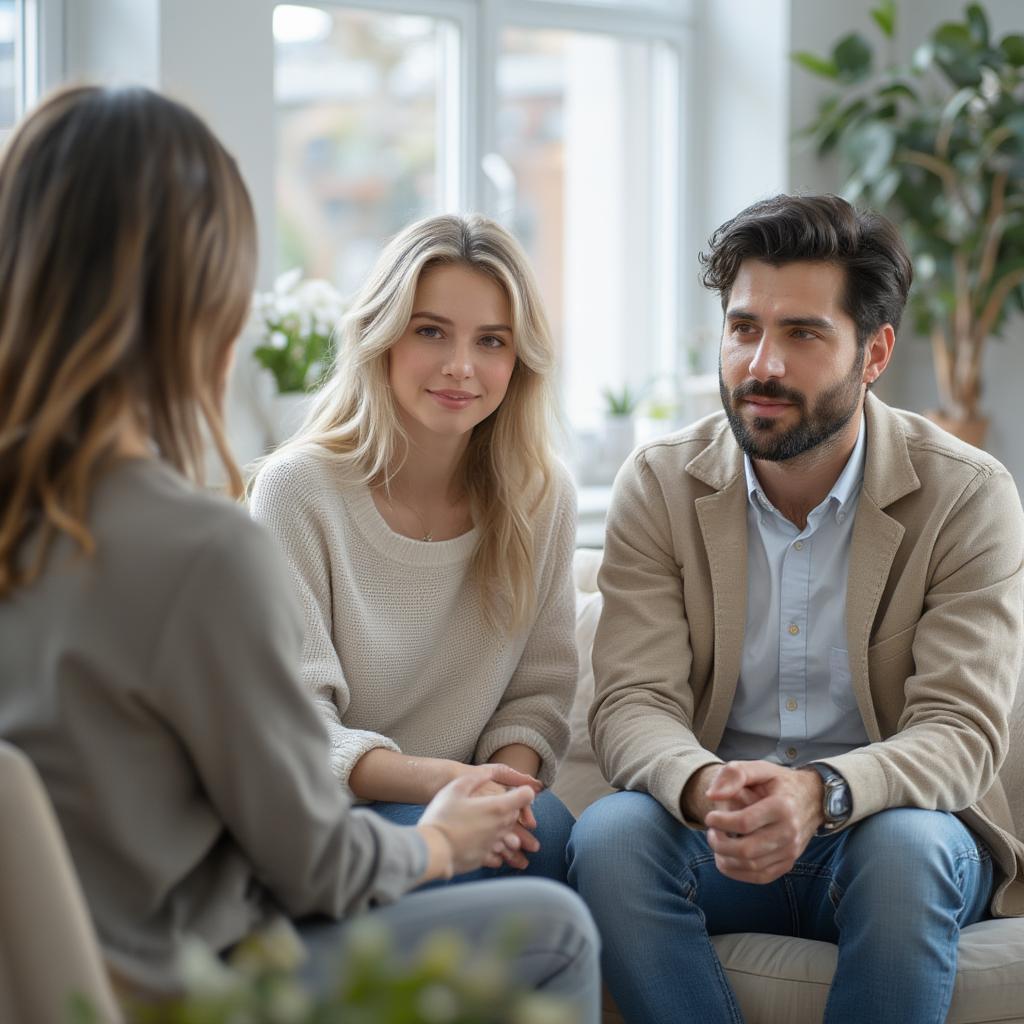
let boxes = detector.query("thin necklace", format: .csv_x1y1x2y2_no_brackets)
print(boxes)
384,492,433,542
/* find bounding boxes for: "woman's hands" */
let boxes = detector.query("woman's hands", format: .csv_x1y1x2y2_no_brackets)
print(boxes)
416,764,538,880
448,762,543,869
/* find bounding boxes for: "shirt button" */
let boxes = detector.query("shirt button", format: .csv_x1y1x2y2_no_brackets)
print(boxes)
786,698,798,711
837,511,846,523
786,747,798,760
793,540,804,550
788,623,800,636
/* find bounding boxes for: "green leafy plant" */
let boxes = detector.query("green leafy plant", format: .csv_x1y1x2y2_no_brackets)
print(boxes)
601,384,643,417
794,0,1024,430
252,269,344,394
72,918,576,1024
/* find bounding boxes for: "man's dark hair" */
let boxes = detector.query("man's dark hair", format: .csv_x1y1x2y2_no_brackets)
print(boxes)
699,194,913,346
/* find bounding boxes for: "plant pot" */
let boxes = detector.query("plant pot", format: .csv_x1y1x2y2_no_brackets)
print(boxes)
602,415,636,474
268,391,313,447
924,409,989,450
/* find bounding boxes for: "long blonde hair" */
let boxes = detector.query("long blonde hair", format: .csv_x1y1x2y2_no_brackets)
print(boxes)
0,85,257,597
274,213,562,632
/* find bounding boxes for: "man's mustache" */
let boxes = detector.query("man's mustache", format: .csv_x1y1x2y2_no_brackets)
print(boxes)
731,380,806,410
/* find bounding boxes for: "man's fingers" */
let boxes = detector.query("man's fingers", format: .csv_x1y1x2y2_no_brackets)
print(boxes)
708,759,785,800
705,798,777,836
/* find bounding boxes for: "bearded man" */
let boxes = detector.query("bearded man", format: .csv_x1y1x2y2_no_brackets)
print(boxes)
568,194,1024,1024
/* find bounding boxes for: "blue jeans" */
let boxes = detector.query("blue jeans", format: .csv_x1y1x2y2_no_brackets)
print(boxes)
367,788,574,886
568,791,994,1024
297,878,601,1022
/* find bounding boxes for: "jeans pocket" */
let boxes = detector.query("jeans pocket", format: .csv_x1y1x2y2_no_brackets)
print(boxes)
829,647,859,711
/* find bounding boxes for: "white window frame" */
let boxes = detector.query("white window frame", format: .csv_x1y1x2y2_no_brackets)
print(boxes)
2,0,63,142
275,0,693,396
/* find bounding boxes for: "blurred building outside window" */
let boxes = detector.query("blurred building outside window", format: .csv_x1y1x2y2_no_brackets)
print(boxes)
274,1,704,486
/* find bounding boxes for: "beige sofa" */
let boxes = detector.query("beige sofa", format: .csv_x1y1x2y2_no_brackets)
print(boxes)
553,548,1024,1024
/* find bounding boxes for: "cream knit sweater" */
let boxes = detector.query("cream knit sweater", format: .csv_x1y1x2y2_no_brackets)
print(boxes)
249,446,578,788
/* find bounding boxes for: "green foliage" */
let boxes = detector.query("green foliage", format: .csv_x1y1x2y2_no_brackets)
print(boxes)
602,384,643,417
81,919,575,1024
794,1,1024,418
252,271,345,394
253,329,333,396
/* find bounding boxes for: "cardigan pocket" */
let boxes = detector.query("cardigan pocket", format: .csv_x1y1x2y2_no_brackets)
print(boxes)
829,646,859,711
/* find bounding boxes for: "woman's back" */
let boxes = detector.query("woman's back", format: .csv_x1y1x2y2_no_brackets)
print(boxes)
0,456,424,991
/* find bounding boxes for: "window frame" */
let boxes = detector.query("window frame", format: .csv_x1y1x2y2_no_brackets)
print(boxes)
1,0,63,143
274,0,694,410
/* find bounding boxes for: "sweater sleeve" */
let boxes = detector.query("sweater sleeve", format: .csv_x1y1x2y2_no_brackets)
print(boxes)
474,472,578,787
148,512,426,918
249,455,400,785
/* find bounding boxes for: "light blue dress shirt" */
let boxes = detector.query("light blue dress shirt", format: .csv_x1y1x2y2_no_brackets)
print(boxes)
717,416,870,766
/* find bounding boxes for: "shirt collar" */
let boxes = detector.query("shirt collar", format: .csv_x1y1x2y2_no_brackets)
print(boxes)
744,412,867,519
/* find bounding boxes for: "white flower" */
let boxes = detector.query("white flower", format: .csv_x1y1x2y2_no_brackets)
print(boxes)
177,939,244,998
270,330,289,350
274,267,303,295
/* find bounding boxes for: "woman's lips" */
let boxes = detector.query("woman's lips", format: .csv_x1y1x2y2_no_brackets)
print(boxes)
428,389,479,409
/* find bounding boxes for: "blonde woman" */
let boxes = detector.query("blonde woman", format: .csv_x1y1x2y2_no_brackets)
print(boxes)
250,214,578,885
0,86,599,1014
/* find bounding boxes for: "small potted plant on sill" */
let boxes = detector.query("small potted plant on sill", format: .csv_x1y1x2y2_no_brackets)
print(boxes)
600,383,643,474
252,269,345,446
794,0,1024,447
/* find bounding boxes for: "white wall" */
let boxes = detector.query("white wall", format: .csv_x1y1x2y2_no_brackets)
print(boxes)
687,0,791,332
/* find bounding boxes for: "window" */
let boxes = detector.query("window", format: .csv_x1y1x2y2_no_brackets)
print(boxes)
275,4,459,296
0,0,18,133
0,0,60,142
274,0,690,443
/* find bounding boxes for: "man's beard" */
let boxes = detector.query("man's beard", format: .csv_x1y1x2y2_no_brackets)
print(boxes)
719,351,864,462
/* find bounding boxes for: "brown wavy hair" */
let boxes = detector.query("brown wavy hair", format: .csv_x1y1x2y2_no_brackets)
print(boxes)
0,85,257,597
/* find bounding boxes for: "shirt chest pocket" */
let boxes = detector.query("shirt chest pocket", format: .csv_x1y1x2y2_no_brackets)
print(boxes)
829,646,859,711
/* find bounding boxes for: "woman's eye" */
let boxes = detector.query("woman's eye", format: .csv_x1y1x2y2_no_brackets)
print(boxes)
479,335,506,349
415,325,443,339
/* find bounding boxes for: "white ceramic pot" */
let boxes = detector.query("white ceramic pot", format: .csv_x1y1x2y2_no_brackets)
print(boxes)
268,391,313,448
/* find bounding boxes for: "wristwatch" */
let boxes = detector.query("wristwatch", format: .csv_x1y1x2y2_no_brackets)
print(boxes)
802,762,852,835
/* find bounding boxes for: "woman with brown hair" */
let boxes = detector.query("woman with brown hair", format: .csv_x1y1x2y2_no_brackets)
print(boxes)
0,84,598,1015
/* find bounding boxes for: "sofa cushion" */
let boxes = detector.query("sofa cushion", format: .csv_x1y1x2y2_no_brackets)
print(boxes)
713,918,1024,1024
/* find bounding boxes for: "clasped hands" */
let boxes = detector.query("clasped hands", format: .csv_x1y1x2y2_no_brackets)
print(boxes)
438,761,543,871
686,761,826,885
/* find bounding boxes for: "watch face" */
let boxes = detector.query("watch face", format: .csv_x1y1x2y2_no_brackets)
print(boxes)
826,784,852,821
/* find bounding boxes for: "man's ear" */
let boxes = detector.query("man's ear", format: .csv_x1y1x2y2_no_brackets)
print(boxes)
863,324,895,386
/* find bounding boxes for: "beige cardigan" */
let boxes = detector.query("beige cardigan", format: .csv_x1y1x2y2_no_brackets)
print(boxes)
591,393,1024,916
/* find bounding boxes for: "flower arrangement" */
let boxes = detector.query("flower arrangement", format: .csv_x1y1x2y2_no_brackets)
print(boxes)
252,269,346,394
72,917,576,1024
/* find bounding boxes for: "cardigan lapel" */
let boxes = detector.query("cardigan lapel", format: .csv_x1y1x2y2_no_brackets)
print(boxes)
689,423,749,748
845,394,919,740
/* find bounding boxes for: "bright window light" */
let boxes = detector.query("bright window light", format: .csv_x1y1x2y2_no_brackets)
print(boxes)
273,5,333,46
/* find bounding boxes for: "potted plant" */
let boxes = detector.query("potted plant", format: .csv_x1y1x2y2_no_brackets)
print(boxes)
252,269,345,445
600,384,643,474
794,0,1024,446
72,918,575,1024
